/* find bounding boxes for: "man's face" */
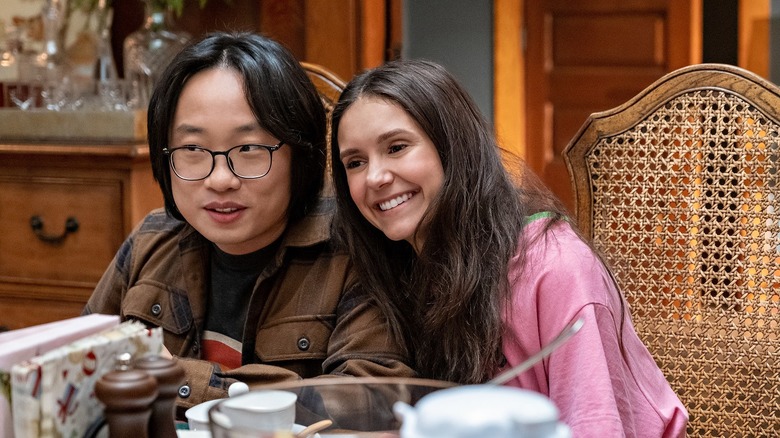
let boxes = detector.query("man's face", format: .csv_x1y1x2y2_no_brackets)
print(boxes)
169,67,292,255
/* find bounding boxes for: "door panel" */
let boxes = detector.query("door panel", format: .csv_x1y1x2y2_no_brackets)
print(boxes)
524,0,700,211
553,15,664,66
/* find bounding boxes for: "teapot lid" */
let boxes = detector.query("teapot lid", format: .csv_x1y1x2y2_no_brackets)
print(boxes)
397,385,568,438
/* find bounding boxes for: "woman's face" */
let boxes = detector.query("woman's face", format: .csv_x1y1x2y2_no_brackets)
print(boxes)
169,67,292,255
337,96,444,253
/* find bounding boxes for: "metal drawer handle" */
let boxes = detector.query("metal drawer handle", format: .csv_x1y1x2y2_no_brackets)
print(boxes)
29,215,80,245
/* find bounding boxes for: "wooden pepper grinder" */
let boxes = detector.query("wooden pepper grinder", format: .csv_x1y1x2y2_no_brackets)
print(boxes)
134,355,185,438
94,353,158,438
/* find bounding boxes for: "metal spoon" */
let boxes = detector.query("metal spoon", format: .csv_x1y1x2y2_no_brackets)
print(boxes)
487,317,584,385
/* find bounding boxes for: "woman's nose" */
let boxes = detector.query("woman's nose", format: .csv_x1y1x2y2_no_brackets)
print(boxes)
365,161,393,189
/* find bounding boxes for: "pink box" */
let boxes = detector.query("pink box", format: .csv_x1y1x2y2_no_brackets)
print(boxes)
0,314,120,438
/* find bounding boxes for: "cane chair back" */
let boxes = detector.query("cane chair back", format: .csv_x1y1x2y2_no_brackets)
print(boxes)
301,62,346,185
563,64,780,436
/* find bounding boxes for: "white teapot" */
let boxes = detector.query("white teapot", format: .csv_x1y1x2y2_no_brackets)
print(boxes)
393,385,571,438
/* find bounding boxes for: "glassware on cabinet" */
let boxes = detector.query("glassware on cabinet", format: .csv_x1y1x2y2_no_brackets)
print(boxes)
38,0,67,110
123,0,191,110
93,0,125,111
0,25,22,107
93,0,118,83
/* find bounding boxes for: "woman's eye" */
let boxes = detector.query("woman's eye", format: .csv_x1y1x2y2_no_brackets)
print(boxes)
344,159,364,170
388,144,408,154
182,145,201,152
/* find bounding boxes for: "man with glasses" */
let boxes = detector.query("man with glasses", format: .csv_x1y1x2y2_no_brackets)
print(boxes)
84,32,414,417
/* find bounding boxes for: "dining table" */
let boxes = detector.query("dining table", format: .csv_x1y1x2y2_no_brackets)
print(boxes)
203,377,456,437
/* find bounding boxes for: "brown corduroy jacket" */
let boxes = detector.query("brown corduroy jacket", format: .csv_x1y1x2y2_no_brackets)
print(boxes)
83,201,414,412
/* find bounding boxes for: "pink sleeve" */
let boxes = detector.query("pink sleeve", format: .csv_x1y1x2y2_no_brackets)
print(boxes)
500,220,687,438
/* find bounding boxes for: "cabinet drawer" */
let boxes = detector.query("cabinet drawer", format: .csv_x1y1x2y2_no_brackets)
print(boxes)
0,295,86,330
0,175,123,283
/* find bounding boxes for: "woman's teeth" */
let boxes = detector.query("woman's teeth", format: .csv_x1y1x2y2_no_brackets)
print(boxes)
379,193,412,211
214,207,238,213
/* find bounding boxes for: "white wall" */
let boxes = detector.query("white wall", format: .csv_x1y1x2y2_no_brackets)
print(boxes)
772,0,780,82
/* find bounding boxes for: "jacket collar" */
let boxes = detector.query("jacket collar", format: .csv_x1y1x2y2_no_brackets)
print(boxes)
280,196,335,248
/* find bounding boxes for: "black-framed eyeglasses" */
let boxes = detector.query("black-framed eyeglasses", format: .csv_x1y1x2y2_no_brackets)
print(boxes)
164,142,285,181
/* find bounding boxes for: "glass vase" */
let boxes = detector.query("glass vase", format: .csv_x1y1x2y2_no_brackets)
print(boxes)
65,0,119,110
35,0,67,110
123,0,191,109
94,0,118,83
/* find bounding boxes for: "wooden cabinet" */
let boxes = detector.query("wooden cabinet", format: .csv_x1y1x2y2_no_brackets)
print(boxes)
0,142,163,330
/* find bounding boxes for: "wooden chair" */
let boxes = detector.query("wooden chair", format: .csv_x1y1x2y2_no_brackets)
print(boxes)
302,61,346,114
301,62,346,182
563,64,780,437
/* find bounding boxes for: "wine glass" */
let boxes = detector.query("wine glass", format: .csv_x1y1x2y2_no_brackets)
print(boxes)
98,79,129,111
42,76,85,111
9,83,38,110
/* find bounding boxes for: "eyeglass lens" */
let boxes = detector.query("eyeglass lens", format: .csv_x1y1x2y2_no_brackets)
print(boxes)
170,145,273,180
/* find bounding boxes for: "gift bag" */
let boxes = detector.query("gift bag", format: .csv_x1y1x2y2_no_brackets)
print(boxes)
11,320,163,438
0,314,120,438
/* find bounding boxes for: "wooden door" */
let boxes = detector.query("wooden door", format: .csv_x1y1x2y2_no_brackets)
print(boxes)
523,0,701,211
259,0,401,82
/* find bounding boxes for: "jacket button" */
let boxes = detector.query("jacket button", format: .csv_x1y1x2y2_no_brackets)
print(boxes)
297,337,310,351
191,340,200,354
178,385,191,398
151,303,162,316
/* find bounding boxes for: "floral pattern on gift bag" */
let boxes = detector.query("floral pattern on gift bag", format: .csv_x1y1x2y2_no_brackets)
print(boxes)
11,321,163,437
0,314,120,438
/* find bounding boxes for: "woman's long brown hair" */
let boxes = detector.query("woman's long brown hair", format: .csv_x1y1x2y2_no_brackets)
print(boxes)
330,60,567,384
